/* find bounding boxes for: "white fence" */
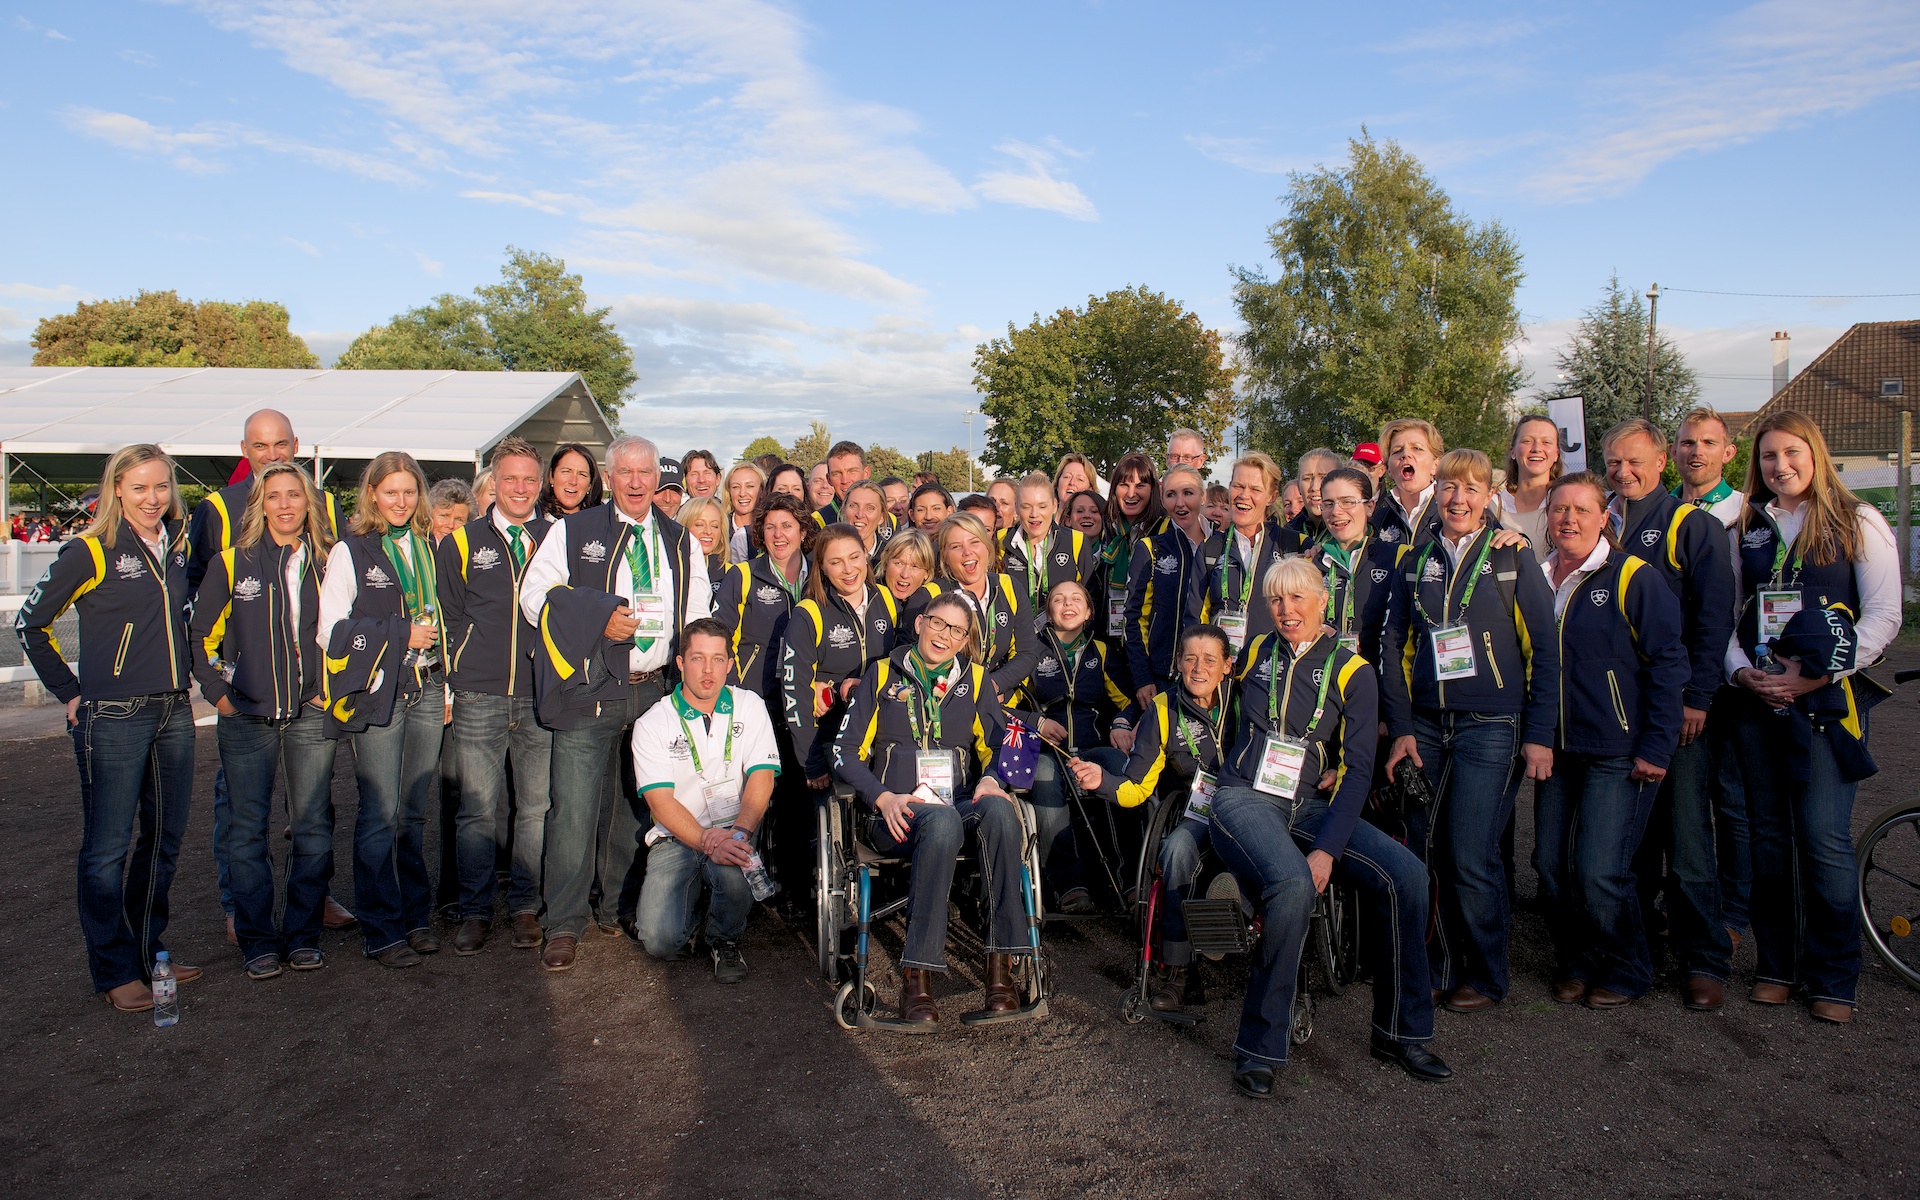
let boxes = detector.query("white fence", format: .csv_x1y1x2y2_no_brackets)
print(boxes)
0,540,62,594
0,592,75,686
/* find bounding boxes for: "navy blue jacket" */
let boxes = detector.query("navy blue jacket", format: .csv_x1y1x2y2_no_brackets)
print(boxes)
1124,524,1207,686
436,510,554,699
191,537,323,716
1613,491,1737,712
1552,549,1689,767
16,519,191,704
713,556,805,700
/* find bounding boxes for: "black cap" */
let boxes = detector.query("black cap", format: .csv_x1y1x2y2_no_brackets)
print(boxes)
1772,604,1856,678
656,456,685,493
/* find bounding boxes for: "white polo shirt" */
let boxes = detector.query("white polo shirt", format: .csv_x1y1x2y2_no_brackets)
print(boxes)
631,684,780,846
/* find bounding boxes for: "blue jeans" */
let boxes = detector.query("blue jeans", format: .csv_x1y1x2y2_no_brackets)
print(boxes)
212,766,232,914
1028,747,1125,898
1407,709,1523,1000
1709,697,1751,932
348,681,445,955
543,681,657,939
1731,700,1863,1006
69,692,196,991
634,837,752,957
1654,735,1732,980
867,792,1032,971
1212,788,1434,1065
217,704,338,961
1534,753,1659,996
450,691,553,920
1156,815,1211,967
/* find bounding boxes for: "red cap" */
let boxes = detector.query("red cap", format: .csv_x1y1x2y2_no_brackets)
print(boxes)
1352,442,1383,465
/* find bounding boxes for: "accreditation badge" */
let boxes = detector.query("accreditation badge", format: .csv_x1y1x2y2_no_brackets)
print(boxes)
631,590,669,639
1217,610,1249,653
702,779,740,827
915,750,957,804
1108,596,1128,636
1430,624,1476,680
1254,736,1308,799
1184,770,1219,825
1758,590,1803,641
1337,633,1359,655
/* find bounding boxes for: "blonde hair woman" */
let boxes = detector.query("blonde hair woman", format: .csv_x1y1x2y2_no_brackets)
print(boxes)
1197,452,1309,657
677,494,730,578
1726,411,1900,1023
319,450,446,968
190,461,339,980
17,444,199,1012
877,526,935,604
723,461,765,560
923,510,1037,698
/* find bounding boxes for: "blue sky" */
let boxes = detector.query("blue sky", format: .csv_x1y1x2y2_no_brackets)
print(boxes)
3,1,1917,466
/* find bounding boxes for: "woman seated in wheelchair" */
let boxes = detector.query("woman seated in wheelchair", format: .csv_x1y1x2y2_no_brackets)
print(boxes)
1011,579,1132,914
1208,555,1452,1099
830,590,1030,1026
1069,623,1233,1012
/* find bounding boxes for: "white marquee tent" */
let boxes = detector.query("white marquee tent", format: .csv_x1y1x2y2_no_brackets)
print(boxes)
0,366,613,522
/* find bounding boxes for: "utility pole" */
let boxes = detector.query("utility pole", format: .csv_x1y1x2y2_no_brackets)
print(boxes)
1900,410,1913,591
1643,282,1660,420
963,409,977,493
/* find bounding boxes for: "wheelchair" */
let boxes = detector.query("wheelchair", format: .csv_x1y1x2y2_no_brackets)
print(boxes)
816,781,1052,1032
1118,788,1361,1044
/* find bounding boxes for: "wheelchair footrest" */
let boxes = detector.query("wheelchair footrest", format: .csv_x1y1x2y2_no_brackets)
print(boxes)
959,998,1049,1026
1183,898,1253,956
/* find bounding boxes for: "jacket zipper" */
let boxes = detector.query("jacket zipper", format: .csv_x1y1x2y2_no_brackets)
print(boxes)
1607,670,1629,732
112,622,135,676
455,624,475,674
1483,630,1504,690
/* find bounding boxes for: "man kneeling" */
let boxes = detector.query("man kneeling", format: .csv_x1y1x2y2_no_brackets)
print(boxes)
631,618,780,983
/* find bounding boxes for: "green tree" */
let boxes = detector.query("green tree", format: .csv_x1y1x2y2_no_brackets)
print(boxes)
337,247,636,426
1542,275,1700,440
738,436,787,464
974,285,1236,477
916,446,978,492
334,295,498,372
867,445,917,482
786,421,833,471
32,290,320,368
1233,132,1524,466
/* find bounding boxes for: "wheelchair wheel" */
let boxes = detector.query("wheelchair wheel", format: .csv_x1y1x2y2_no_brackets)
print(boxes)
816,801,854,982
1857,800,1920,991
1131,797,1177,938
1312,886,1347,997
834,979,879,1031
1119,989,1147,1024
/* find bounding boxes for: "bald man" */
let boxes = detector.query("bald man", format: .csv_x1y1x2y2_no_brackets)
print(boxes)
186,408,351,939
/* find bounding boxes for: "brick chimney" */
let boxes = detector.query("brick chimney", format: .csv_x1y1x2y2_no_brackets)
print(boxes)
1772,331,1790,395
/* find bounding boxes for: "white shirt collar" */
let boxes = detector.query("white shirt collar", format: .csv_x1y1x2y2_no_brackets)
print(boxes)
1546,539,1610,577
492,505,536,537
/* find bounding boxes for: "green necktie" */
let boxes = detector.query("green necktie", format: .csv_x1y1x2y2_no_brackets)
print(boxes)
507,525,526,568
624,526,656,652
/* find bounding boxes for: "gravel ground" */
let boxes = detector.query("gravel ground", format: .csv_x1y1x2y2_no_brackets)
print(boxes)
5,658,1919,1200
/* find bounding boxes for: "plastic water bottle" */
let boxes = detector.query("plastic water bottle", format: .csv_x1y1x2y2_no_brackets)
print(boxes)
152,952,179,1028
743,851,780,903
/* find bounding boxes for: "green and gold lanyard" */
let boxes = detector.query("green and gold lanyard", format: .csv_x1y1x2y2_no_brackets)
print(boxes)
1175,697,1226,771
1024,528,1052,608
902,650,949,746
671,685,735,774
1318,539,1364,632
1269,634,1336,742
382,527,435,618
1411,531,1494,630
1218,527,1266,613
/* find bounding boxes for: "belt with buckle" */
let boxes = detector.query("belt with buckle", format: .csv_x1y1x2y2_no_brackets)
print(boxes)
628,668,665,685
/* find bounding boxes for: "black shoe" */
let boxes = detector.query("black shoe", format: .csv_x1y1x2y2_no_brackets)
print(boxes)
1371,1038,1454,1083
711,940,747,985
1233,1061,1276,1100
374,943,422,969
618,914,642,945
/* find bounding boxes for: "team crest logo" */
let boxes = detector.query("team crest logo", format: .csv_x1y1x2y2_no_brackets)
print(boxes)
827,626,856,650
876,619,889,634
1036,657,1061,678
1370,568,1389,584
471,547,501,571
1311,668,1325,687
1741,528,1771,548
581,540,608,564
995,611,1009,628
1053,552,1070,566
667,736,691,761
1422,560,1445,583
115,554,146,580
1155,554,1179,575
1640,529,1661,547
755,585,783,605
1381,527,1401,542
352,634,367,651
1479,561,1493,574
173,553,185,567
364,565,392,588
1590,590,1610,606
951,681,970,699
233,576,264,602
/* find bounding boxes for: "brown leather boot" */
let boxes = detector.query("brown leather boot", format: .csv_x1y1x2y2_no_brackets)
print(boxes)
1150,965,1188,1012
984,953,1019,1013
899,968,938,1023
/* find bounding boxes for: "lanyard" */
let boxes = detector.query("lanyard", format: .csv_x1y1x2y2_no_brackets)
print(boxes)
902,651,949,745
957,579,999,654
1318,539,1364,632
1412,531,1494,629
1175,695,1226,768
1267,635,1336,740
1766,525,1801,589
1024,528,1051,607
672,687,735,775
769,556,804,603
1220,527,1265,612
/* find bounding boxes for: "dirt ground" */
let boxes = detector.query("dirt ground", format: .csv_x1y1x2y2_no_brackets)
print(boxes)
6,655,1920,1200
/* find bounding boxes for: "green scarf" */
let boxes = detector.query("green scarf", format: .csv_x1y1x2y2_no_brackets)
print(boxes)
382,527,437,618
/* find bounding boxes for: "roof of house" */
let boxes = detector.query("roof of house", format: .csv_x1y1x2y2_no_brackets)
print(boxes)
1747,320,1920,456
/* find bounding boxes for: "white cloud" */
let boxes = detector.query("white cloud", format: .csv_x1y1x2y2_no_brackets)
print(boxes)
282,236,320,257
1186,134,1302,176
121,48,157,67
460,189,569,216
974,140,1097,221
45,27,71,41
1376,19,1545,54
63,106,420,183
1526,0,1920,200
0,282,91,304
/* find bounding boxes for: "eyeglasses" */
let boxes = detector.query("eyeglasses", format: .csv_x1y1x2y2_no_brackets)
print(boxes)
1319,497,1366,511
923,614,971,637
